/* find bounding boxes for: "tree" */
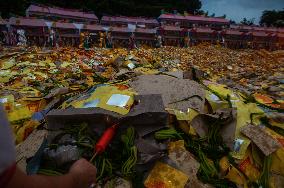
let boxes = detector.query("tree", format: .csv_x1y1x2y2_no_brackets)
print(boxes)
210,13,215,17
240,18,255,26
229,19,236,24
195,9,205,15
260,10,284,27
205,11,209,17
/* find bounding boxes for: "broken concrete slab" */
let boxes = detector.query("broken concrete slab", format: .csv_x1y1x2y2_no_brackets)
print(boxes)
162,71,185,79
190,108,237,150
136,138,167,164
168,148,200,175
16,129,47,172
220,109,237,150
46,94,168,137
167,142,213,188
129,75,205,112
44,87,69,99
241,124,282,156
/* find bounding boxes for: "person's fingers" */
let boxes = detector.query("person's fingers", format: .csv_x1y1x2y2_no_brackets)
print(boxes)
69,158,97,177
69,159,97,188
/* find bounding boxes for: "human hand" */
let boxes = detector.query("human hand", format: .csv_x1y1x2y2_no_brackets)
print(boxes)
69,158,97,188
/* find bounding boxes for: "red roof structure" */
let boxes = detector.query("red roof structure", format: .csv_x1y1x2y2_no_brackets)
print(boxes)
241,25,254,30
252,31,268,37
54,22,76,29
229,25,239,29
224,30,243,35
26,4,98,22
159,25,182,31
135,28,156,34
230,25,284,35
193,27,215,33
252,27,267,32
84,24,103,31
278,28,284,33
158,14,229,24
277,33,284,39
9,17,46,27
101,16,158,25
111,27,131,33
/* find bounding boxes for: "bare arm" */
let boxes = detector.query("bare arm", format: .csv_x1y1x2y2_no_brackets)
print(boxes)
0,106,96,188
7,167,77,188
7,159,96,188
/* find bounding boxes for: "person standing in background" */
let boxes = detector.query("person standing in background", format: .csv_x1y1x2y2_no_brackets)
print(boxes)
106,32,113,48
129,33,136,50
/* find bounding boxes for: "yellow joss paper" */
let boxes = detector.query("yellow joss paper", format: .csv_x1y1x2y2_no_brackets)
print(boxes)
15,120,40,144
133,67,159,75
166,108,198,135
238,149,261,182
271,148,284,177
225,167,248,188
173,108,199,121
0,95,15,111
266,113,284,130
60,61,71,68
1,58,16,69
38,61,46,67
22,98,46,113
0,70,18,83
232,101,263,160
205,83,240,111
167,108,198,120
264,127,284,147
207,83,239,100
33,72,48,79
206,91,230,111
254,93,282,109
206,83,264,160
7,105,32,123
219,157,248,188
19,87,41,97
70,85,135,115
144,162,189,188
168,140,185,153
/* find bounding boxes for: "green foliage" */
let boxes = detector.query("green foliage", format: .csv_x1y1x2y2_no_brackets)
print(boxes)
39,124,139,183
259,155,272,188
179,120,235,187
154,128,183,140
260,10,284,27
240,17,255,26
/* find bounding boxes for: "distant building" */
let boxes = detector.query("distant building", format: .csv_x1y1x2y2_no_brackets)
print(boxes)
158,14,230,30
26,4,99,24
1,4,282,50
101,16,159,28
157,25,182,46
7,17,103,47
230,24,284,34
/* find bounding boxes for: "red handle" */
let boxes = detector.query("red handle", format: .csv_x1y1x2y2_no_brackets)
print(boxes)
95,123,118,154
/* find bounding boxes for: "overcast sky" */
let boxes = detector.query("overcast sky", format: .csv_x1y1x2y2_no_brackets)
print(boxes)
201,0,284,24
